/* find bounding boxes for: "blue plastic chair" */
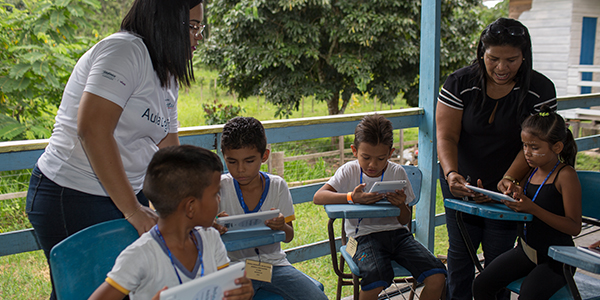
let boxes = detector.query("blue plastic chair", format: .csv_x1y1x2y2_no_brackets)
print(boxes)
506,170,600,300
49,218,139,300
326,165,425,300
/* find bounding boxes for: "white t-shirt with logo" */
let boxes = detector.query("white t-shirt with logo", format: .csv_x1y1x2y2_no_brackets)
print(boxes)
38,32,178,196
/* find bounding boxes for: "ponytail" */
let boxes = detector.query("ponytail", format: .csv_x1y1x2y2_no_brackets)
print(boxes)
560,129,578,167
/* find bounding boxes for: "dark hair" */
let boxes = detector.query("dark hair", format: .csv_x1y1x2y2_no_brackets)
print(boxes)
221,117,267,155
354,114,394,149
143,145,222,218
121,0,203,88
521,106,578,166
473,17,532,113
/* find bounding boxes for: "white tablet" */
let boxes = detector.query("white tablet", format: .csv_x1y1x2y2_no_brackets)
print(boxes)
368,180,408,194
464,185,516,202
216,209,280,231
160,261,245,300
578,246,600,259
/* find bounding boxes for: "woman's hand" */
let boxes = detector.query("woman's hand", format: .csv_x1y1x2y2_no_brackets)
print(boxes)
447,172,476,199
127,206,159,235
224,275,254,300
498,177,519,195
351,183,385,205
467,179,492,204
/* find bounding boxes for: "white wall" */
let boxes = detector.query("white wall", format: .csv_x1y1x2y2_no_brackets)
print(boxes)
519,0,573,96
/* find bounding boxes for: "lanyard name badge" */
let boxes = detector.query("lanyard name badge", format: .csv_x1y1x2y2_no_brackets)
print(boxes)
154,225,204,284
520,160,560,264
233,172,270,213
347,169,385,257
245,248,273,282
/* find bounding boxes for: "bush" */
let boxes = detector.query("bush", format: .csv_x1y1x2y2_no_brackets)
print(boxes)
202,100,244,125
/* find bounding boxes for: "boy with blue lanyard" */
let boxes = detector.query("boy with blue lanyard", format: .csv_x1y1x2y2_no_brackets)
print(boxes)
313,114,447,300
89,145,253,300
216,117,328,300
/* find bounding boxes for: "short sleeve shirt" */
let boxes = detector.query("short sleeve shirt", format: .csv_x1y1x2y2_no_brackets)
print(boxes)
326,160,416,238
219,172,295,266
437,66,556,191
106,227,229,300
37,32,179,196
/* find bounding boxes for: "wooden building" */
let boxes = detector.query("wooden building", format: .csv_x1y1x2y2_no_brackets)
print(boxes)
515,0,600,96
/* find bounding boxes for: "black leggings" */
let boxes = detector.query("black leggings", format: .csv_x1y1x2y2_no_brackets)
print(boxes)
472,244,571,300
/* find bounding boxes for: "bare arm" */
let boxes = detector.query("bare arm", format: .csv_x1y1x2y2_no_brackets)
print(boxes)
158,132,180,148
88,282,126,300
78,92,158,235
504,166,581,236
497,150,530,194
436,101,474,198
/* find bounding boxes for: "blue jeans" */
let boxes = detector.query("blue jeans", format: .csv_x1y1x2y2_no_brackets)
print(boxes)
441,172,517,300
251,265,328,300
26,166,148,300
353,228,447,291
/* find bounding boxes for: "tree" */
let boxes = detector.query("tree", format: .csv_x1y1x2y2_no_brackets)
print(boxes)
0,0,100,141
201,0,481,117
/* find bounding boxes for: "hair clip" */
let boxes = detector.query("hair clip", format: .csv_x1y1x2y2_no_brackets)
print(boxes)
539,112,550,117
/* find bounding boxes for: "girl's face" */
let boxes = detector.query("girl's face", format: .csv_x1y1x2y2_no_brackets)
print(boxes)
189,4,204,52
521,130,560,169
483,45,523,87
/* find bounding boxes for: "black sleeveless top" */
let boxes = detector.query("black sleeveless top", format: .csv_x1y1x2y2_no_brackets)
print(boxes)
519,165,574,262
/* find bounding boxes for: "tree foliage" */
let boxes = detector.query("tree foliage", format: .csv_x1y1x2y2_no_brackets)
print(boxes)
201,0,482,117
0,0,100,141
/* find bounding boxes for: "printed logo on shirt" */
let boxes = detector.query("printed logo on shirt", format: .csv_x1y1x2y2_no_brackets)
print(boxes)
141,108,170,133
102,71,126,86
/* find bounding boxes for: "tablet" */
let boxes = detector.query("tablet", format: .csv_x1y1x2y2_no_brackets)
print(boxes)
578,246,600,259
368,180,408,194
464,185,516,202
216,209,280,231
160,262,245,300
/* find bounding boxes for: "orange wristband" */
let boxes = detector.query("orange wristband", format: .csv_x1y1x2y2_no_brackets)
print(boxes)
347,192,354,204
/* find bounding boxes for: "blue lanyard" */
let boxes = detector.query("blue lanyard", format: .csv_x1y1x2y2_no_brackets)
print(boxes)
523,160,560,203
154,225,204,284
522,160,560,241
355,169,386,235
233,171,270,213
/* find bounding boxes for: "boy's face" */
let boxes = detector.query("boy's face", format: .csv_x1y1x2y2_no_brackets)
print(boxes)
194,171,221,227
351,142,394,178
223,146,269,186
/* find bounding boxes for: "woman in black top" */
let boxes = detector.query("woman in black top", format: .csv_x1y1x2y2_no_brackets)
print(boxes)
436,18,557,300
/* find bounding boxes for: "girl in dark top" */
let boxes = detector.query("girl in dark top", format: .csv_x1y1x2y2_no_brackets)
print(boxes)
437,17,556,300
473,107,581,300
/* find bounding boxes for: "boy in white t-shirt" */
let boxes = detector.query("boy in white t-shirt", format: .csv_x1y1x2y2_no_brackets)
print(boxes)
313,114,447,300
89,145,253,300
215,117,328,300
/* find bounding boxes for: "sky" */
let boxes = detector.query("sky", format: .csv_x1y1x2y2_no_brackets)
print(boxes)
483,0,503,8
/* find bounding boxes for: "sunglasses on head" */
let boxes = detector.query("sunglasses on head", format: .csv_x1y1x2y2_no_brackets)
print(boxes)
489,24,525,36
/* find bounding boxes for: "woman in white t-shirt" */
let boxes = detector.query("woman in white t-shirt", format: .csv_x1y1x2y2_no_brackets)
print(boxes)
25,1,205,299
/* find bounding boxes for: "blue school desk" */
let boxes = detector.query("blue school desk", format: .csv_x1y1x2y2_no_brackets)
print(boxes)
548,246,600,300
220,227,286,252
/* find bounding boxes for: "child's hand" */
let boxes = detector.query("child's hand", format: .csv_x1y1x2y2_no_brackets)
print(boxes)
223,275,254,300
351,183,385,205
265,210,286,231
152,286,168,300
589,240,600,249
502,189,535,213
386,189,407,208
213,211,229,235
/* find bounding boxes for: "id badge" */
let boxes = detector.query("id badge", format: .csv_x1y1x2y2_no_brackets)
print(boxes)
245,259,273,282
346,236,358,257
520,237,538,265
